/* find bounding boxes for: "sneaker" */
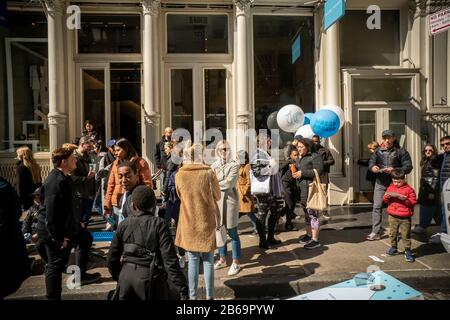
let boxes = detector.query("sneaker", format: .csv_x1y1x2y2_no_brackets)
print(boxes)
227,263,241,276
404,250,415,262
412,225,426,234
322,212,332,220
178,256,185,269
366,233,381,241
214,259,227,270
386,247,398,256
80,272,101,286
304,240,321,249
299,234,312,243
428,234,441,244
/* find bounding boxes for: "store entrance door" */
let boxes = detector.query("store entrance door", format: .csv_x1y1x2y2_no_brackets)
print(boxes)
165,63,230,147
353,107,409,203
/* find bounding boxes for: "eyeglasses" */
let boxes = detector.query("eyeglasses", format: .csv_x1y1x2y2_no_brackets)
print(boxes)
441,142,450,147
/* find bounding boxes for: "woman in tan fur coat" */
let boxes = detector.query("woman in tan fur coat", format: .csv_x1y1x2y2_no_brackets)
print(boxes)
175,143,220,300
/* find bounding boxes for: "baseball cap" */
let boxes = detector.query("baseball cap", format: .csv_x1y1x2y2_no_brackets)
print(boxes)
381,129,395,138
107,139,116,148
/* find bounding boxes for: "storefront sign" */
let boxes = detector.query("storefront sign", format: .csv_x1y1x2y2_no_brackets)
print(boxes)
324,0,346,31
291,35,301,64
429,8,450,35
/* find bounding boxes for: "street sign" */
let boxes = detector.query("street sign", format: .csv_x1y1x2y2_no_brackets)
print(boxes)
291,35,301,64
429,8,450,35
324,0,346,31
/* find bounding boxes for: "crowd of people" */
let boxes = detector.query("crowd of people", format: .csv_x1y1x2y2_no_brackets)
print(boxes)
1,119,449,300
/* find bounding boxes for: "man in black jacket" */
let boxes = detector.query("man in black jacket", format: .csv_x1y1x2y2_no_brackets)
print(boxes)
42,148,78,299
155,127,173,202
0,177,30,299
107,185,188,300
367,130,413,241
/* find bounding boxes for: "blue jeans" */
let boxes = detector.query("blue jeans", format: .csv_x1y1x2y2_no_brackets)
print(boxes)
248,213,257,231
187,251,214,300
218,227,241,260
419,205,442,229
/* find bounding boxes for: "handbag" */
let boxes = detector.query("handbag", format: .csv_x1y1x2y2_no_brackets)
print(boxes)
306,169,327,211
207,170,227,248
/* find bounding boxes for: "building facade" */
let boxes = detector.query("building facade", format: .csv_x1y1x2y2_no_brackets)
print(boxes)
1,0,449,205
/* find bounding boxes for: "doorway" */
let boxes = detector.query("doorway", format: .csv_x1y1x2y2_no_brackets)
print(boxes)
77,63,142,154
164,63,230,147
353,106,409,202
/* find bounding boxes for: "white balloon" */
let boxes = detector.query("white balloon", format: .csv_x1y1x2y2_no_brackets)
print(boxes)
320,105,345,129
295,124,315,139
276,104,305,133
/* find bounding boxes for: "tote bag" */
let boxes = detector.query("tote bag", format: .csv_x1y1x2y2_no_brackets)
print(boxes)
306,169,327,211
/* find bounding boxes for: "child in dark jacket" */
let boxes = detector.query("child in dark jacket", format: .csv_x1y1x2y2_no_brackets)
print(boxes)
383,169,417,262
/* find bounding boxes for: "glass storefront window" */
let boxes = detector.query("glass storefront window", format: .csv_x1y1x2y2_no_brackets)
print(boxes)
78,15,141,53
389,110,407,148
82,69,106,140
0,11,48,152
253,15,315,147
358,111,376,160
167,15,228,53
433,30,450,106
171,69,194,135
354,79,411,102
110,63,142,155
205,69,227,142
340,10,400,66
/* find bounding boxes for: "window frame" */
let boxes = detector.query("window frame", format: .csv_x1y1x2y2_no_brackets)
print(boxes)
339,8,405,68
431,30,450,108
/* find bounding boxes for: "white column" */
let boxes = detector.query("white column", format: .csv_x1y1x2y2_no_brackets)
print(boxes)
142,0,160,165
324,23,342,176
234,0,253,152
46,0,67,151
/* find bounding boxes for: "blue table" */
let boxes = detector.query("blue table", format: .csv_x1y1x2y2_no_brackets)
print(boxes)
289,271,423,300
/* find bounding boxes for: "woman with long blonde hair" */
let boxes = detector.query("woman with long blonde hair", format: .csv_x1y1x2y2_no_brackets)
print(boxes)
15,146,42,210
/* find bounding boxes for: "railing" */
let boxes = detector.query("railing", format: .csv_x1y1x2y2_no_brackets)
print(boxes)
423,112,450,147
0,155,51,187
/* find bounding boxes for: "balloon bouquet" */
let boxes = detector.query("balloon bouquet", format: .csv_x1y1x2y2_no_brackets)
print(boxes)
267,104,345,142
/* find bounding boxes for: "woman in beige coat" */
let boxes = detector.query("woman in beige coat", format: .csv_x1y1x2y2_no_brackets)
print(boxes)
175,143,220,300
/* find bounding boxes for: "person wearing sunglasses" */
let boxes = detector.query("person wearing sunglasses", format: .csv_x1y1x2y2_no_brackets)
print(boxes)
429,136,450,244
413,144,442,236
367,130,413,241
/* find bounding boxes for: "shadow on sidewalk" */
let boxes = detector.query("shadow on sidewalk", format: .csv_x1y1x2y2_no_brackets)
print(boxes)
223,263,320,298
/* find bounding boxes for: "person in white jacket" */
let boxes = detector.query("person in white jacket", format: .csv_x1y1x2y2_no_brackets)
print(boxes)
211,140,242,276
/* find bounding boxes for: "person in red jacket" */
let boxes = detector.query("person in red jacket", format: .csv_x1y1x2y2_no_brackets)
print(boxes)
383,169,417,262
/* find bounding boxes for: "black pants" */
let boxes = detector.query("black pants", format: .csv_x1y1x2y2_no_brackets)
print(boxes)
283,185,297,225
73,227,93,274
35,238,48,264
118,263,169,300
44,239,72,300
255,195,280,242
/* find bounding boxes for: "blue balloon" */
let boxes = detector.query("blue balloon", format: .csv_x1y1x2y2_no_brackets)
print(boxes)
310,110,340,138
303,113,314,125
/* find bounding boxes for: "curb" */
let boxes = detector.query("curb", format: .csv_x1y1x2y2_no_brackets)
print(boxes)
8,270,450,300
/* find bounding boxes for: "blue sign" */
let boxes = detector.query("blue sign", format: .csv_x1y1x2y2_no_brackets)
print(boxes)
324,0,346,31
291,35,301,64
0,1,7,28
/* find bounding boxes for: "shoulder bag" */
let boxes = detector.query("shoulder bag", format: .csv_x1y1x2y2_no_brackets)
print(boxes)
306,169,327,211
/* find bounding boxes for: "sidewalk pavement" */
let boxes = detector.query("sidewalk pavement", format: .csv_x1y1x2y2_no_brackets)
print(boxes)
7,205,450,300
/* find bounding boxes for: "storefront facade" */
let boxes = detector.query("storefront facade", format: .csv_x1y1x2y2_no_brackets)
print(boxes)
1,0,449,205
